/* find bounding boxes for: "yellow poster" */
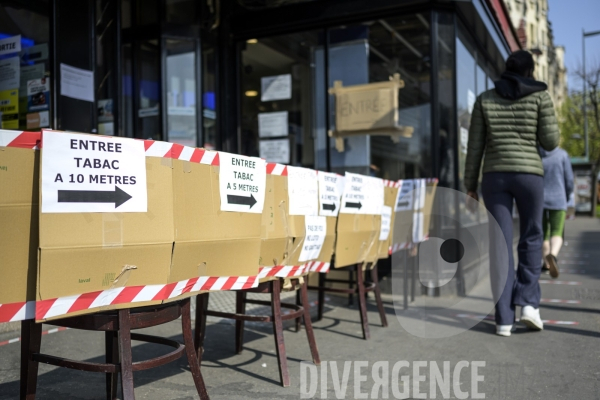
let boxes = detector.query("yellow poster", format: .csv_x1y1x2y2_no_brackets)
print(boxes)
0,88,19,129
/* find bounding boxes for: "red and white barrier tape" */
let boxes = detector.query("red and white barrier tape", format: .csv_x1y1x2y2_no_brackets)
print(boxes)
266,163,288,176
143,140,220,165
257,265,311,279
389,242,413,255
305,261,331,273
0,130,40,149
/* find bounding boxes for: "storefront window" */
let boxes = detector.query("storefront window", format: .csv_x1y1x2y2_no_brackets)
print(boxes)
165,39,197,146
239,31,321,165
166,0,198,25
96,0,118,136
136,40,161,140
202,44,217,149
0,2,50,130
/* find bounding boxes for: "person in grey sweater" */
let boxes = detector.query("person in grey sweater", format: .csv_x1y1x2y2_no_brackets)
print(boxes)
540,147,574,278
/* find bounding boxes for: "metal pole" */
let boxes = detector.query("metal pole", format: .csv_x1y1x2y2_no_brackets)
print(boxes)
583,29,588,161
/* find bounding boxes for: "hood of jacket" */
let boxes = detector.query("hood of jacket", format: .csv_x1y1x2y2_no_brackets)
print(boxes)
539,146,560,158
494,71,548,100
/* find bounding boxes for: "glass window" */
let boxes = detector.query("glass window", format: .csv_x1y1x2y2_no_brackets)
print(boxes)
122,43,134,137
96,0,118,136
202,44,217,149
136,40,161,140
240,31,321,166
136,0,158,26
166,0,198,25
0,2,50,130
165,39,198,146
325,14,432,179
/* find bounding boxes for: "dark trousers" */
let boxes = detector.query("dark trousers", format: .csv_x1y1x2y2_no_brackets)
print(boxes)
482,172,544,325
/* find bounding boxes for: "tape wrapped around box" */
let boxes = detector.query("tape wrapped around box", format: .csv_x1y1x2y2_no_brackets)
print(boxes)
168,151,262,300
0,130,40,323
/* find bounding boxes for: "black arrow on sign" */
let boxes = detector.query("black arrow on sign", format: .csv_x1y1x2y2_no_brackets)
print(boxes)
227,194,257,208
345,201,362,210
58,186,133,208
322,203,336,212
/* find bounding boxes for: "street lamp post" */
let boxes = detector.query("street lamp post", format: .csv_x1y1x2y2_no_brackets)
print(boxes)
582,29,600,162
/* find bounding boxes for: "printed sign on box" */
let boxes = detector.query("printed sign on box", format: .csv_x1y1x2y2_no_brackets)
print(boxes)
41,131,148,213
299,216,327,262
318,171,344,217
395,179,414,211
218,152,266,213
340,172,384,215
287,166,318,216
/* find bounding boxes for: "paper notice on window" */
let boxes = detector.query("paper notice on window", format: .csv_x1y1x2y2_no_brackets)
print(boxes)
318,171,344,217
299,216,327,262
60,63,94,102
258,111,288,137
259,139,289,164
395,179,414,211
287,166,318,216
41,131,148,213
261,74,292,102
379,205,392,241
0,35,21,57
0,57,19,92
340,172,384,215
218,152,266,213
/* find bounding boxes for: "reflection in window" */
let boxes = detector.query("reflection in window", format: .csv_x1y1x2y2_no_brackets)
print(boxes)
166,40,197,147
0,2,50,130
240,32,320,166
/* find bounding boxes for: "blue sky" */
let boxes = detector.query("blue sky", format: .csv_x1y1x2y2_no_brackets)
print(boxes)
548,0,600,92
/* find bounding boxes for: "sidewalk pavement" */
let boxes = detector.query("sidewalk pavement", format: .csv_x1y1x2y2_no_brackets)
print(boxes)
0,218,599,399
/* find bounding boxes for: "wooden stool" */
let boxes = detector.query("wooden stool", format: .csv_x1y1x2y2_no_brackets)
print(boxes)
20,298,209,400
307,262,388,340
194,278,320,387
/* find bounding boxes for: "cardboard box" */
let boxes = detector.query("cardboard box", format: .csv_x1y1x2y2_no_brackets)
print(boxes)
37,131,174,321
391,179,416,254
375,182,400,260
314,216,337,264
328,74,412,140
0,130,40,322
334,173,384,268
260,173,306,267
169,155,262,287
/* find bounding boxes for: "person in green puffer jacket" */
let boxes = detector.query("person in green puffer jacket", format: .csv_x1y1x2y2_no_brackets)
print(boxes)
464,50,559,337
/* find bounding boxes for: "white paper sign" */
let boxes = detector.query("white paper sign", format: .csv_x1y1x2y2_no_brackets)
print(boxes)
413,179,426,211
0,35,21,56
0,57,19,92
412,211,425,243
60,63,94,102
318,171,344,217
41,131,148,213
287,166,318,216
261,74,292,102
395,179,414,211
379,205,392,241
258,111,288,137
218,152,266,213
259,139,289,164
299,216,327,262
340,172,384,215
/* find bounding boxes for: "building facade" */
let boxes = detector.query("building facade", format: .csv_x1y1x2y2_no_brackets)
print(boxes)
0,0,521,296
504,0,568,109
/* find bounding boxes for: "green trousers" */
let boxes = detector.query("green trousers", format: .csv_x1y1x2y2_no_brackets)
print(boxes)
542,209,566,240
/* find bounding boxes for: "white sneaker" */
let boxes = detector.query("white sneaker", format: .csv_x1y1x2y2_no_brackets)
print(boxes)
496,325,513,337
521,306,544,331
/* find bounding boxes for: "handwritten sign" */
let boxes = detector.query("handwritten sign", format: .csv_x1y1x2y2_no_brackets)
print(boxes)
287,166,318,216
379,205,392,241
299,216,327,262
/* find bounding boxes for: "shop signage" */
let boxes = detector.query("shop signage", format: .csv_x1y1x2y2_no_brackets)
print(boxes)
41,131,148,213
